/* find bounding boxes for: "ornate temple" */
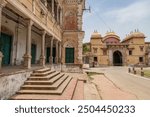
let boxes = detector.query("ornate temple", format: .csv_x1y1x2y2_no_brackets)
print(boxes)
83,30,150,67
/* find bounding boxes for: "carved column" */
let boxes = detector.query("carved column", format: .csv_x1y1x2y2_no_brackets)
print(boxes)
0,0,7,35
32,0,36,14
109,49,113,66
77,4,83,30
58,42,61,63
52,0,54,17
0,7,2,35
55,40,58,64
60,9,63,26
57,5,59,22
23,19,33,69
40,30,46,67
49,37,54,64
78,32,84,64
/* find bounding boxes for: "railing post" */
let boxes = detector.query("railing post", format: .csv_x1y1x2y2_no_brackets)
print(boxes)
141,71,144,76
128,68,131,73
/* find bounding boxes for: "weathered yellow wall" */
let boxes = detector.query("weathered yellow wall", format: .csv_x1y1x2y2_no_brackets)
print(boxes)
90,32,147,66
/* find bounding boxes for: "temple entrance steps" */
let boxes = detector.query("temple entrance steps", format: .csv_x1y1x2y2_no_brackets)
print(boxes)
10,68,84,100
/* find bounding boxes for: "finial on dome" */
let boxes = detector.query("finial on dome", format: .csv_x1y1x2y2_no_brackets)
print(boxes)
109,29,111,32
94,30,98,33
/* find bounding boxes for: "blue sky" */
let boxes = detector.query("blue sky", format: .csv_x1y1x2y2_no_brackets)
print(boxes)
83,0,150,42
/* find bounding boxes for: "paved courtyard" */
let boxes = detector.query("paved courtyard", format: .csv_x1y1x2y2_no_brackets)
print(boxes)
84,66,150,100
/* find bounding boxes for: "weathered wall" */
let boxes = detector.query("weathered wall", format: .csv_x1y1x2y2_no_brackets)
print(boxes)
126,38,145,65
0,71,31,99
2,15,16,65
61,64,83,73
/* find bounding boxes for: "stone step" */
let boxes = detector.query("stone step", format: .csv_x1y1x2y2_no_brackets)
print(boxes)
25,73,65,85
10,78,78,100
22,75,69,90
33,68,51,73
28,71,60,80
17,76,72,95
72,80,84,100
31,70,55,76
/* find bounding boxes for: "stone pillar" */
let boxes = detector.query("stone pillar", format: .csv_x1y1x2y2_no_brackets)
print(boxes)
0,6,2,35
0,0,7,35
78,32,84,64
32,0,36,14
57,6,59,22
58,42,61,63
49,37,54,64
55,40,58,64
60,9,63,26
77,4,83,30
52,0,54,17
109,50,113,66
23,19,33,69
40,30,46,67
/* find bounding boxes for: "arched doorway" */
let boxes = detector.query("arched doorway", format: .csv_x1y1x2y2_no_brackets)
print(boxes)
113,51,123,66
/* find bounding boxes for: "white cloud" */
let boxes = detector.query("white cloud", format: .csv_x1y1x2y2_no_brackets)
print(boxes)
106,0,150,23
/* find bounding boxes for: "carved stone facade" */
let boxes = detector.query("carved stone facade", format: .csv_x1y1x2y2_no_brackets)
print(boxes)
62,0,85,65
84,30,149,67
0,0,85,70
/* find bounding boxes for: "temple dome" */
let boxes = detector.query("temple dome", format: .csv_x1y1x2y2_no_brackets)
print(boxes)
91,31,102,39
124,30,145,41
106,31,116,36
130,32,145,37
103,31,120,41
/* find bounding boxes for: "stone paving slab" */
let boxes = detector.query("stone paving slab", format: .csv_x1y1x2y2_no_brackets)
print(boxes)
91,75,137,100
72,81,84,100
84,82,101,100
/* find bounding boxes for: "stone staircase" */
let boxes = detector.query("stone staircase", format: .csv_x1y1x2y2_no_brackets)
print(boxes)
10,68,84,100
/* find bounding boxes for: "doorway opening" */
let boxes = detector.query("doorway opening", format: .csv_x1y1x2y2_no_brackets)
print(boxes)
0,33,12,66
65,48,74,63
113,51,123,66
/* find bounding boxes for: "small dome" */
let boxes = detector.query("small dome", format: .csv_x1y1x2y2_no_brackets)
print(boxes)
91,31,102,39
124,31,145,41
106,31,116,36
131,32,145,37
103,31,120,41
